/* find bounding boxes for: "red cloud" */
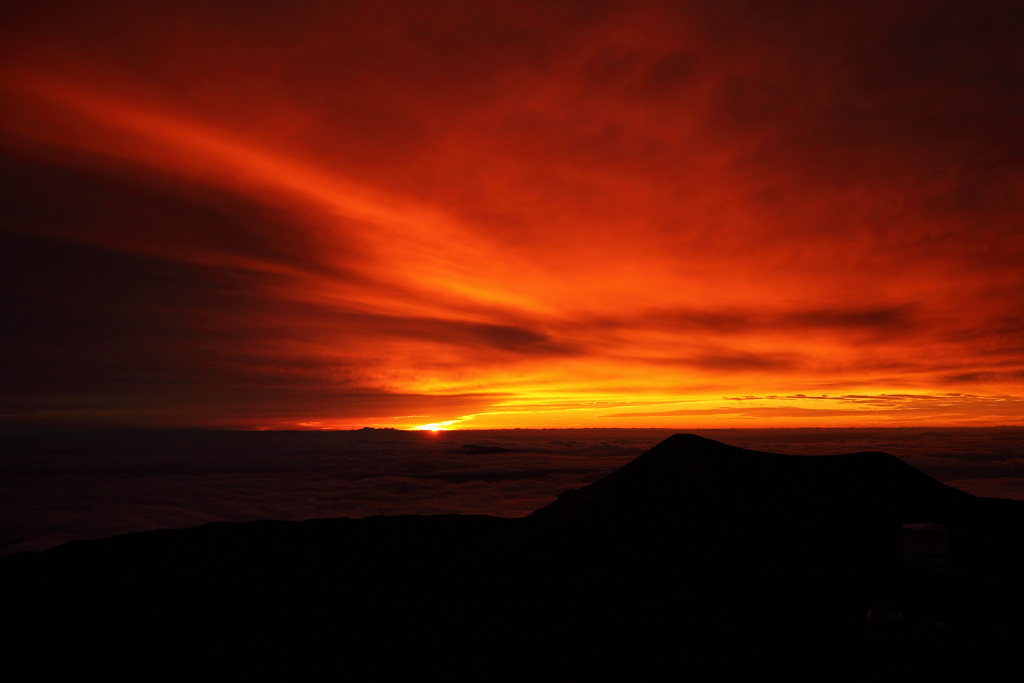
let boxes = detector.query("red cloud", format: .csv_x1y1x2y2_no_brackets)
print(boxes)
1,1,1022,428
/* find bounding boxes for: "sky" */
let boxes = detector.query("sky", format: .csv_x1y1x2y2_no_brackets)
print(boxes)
2,0,1023,430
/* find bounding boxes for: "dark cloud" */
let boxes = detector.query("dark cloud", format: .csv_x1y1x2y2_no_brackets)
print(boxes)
0,143,364,279
782,307,916,333
593,305,918,335
333,311,577,356
651,352,797,372
941,371,1024,385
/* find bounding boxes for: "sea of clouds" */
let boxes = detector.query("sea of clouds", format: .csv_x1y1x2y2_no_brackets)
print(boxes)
2,428,1022,556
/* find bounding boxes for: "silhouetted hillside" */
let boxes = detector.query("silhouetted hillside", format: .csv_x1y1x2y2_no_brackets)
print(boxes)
4,435,1023,680
530,433,977,526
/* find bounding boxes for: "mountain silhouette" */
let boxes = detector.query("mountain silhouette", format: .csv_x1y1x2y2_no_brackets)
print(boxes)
530,433,975,526
3,435,1023,680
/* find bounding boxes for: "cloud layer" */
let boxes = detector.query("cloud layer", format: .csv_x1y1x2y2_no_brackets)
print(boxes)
1,1,1022,427
3,427,1021,556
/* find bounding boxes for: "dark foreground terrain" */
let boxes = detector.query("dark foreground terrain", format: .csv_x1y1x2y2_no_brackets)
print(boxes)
4,435,1024,680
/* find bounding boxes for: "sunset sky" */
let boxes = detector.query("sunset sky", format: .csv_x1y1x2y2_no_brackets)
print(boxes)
2,0,1022,430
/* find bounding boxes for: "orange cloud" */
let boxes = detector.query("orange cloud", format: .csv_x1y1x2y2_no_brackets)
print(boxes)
1,0,1022,429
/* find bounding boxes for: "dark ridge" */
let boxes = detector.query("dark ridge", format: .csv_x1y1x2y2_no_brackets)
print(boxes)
527,433,974,526
3,435,1023,680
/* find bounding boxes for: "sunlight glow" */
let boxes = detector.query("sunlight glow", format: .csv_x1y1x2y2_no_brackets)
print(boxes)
411,420,459,431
